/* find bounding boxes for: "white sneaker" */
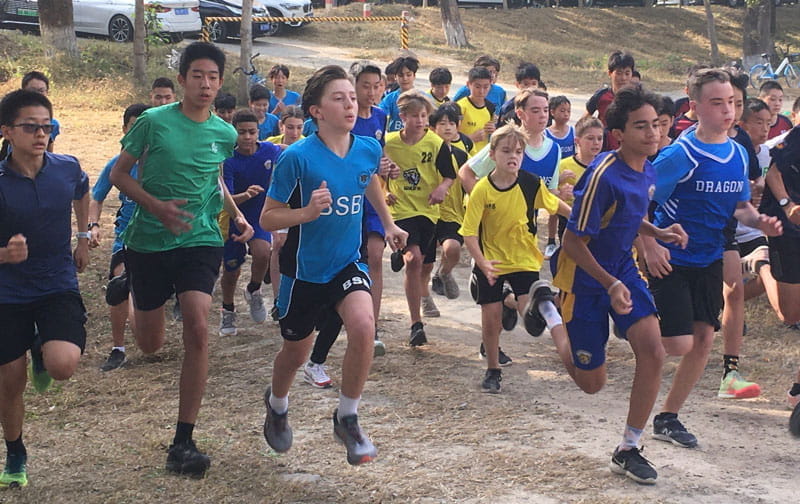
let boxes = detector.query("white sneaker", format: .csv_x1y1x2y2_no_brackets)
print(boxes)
219,309,237,336
244,287,267,323
544,243,558,260
421,296,440,317
303,362,332,389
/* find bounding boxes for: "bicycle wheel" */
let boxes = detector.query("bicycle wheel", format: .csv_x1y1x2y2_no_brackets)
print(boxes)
749,64,770,89
784,64,800,89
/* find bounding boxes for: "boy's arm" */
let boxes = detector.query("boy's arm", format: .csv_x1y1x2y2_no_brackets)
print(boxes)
459,163,479,194
464,235,499,286
109,150,193,236
73,191,90,273
459,186,499,285
88,198,103,248
428,145,457,205
219,168,254,243
765,163,800,226
734,200,782,236
366,174,407,252
260,181,331,232
637,220,689,248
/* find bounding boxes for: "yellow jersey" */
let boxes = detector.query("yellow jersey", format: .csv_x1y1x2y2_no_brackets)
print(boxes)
456,97,496,155
557,155,588,206
459,170,560,274
439,145,469,225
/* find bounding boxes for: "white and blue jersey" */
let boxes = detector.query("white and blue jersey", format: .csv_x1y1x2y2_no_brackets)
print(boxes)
267,133,382,283
91,155,138,254
379,88,403,132
652,130,751,267
521,136,561,190
546,126,575,159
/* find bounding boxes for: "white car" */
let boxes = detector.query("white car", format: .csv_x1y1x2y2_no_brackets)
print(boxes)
0,0,202,42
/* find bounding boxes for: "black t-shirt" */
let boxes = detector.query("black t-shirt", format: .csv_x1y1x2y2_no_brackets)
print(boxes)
759,126,800,237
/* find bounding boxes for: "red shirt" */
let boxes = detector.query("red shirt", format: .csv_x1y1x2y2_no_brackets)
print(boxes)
673,114,698,138
586,87,615,127
769,114,794,140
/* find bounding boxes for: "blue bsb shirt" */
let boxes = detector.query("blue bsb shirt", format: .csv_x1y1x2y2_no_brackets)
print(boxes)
0,152,89,303
267,134,382,283
379,88,404,133
652,130,750,267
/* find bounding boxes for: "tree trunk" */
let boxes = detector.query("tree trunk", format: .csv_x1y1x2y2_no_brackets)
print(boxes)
703,1,720,67
239,0,254,105
742,0,772,70
133,0,146,86
38,0,79,59
439,0,469,48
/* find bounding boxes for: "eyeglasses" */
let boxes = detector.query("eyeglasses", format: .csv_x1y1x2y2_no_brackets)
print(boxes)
11,123,54,134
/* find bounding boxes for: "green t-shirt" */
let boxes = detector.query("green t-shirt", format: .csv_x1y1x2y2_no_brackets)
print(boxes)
120,102,237,252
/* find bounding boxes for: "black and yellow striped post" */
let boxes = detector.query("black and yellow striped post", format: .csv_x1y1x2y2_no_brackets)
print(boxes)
201,14,410,50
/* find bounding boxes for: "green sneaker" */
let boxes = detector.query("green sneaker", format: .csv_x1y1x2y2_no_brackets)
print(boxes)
717,370,761,399
0,453,28,488
28,344,53,394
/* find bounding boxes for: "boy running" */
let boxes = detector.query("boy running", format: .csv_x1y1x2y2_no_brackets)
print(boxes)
260,65,406,465
379,56,418,132
759,81,793,140
455,67,496,154
0,89,90,488
109,42,254,477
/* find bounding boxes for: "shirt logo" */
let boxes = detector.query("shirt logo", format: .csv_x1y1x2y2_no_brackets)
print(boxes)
694,180,744,193
375,130,383,141
402,167,421,188
576,350,592,366
359,172,370,187
264,160,273,170
211,142,219,154
648,184,656,201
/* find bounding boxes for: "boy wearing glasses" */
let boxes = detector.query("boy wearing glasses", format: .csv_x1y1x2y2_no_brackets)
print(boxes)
0,89,90,488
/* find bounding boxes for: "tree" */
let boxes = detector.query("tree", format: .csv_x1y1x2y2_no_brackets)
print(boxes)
133,0,146,86
439,0,469,48
743,0,773,71
239,0,254,105
38,0,79,59
703,0,720,67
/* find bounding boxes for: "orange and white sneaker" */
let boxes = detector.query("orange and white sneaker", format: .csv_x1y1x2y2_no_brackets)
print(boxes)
717,371,761,399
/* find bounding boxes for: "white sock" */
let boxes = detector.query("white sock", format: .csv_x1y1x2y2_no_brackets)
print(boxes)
269,391,288,415
337,393,361,420
112,346,125,353
537,300,563,330
619,424,643,451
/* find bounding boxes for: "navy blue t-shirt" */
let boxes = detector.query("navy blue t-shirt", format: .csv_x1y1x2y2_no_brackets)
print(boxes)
760,126,800,237
0,152,89,303
223,141,282,234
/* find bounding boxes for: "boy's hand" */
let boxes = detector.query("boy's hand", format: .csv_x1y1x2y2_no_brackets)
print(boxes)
89,227,102,248
230,215,255,243
559,169,575,185
788,204,800,226
387,160,400,179
1,234,28,264
306,180,332,219
483,121,496,135
153,199,193,236
378,156,392,178
757,213,783,236
383,224,408,252
469,130,487,143
245,185,265,200
642,240,672,279
73,239,89,273
655,223,688,249
608,280,632,315
273,101,286,115
386,192,397,206
478,258,501,286
558,183,574,202
428,186,447,206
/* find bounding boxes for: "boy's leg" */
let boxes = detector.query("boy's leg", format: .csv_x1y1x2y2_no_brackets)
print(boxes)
439,238,461,277
625,315,665,431
403,244,424,324
109,261,128,349
481,303,502,369
777,282,800,325
220,268,241,307
176,290,213,425
304,310,339,389
0,357,28,447
337,290,375,400
661,321,715,415
367,233,385,323
248,239,271,289
269,233,286,300
36,292,85,381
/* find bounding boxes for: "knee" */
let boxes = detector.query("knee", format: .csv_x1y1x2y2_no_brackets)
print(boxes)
578,377,606,395
43,352,80,381
575,368,606,394
405,251,423,270
182,330,209,355
277,344,309,370
662,337,692,356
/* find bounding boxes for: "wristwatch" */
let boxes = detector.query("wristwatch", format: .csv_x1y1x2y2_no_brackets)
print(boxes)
779,197,791,208
75,231,91,240
88,222,100,230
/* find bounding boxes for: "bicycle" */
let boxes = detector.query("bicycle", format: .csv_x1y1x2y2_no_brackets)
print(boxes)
233,53,267,88
749,45,800,89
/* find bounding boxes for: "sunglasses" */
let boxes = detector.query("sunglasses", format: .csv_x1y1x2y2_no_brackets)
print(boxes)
11,123,54,134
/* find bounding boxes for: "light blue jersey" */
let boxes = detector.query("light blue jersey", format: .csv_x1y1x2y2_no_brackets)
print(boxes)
379,88,403,132
267,134,382,283
652,130,750,267
91,155,138,253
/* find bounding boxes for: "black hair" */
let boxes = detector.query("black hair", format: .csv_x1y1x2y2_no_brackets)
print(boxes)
214,92,236,111
0,90,53,126
123,103,149,127
179,41,226,78
269,64,290,79
302,65,350,123
468,66,492,82
21,71,49,90
657,96,675,117
548,95,570,111
759,80,784,95
605,85,661,132
349,60,382,82
389,56,419,75
232,109,259,126
249,84,271,103
474,55,501,72
151,77,175,91
384,60,399,76
632,70,642,80
429,67,452,86
607,50,635,73
515,62,540,83
538,80,548,92
793,96,800,113
727,69,749,100
741,97,770,122
429,102,461,127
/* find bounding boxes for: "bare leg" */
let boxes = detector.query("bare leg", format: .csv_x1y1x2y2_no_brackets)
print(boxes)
271,336,315,398
220,268,241,306
367,234,385,323
0,356,27,442
721,250,744,356
176,290,212,424
269,233,286,299
481,303,502,369
337,290,375,398
661,322,715,414
439,239,461,276
248,239,271,287
625,315,665,430
403,245,423,324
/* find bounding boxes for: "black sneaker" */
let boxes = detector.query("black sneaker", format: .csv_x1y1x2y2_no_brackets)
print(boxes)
263,386,293,453
481,368,502,394
479,343,512,367
332,409,377,465
100,349,126,372
431,274,445,296
652,412,698,448
270,304,279,321
390,249,405,272
523,279,556,337
790,401,800,437
409,321,427,347
501,287,517,331
165,440,210,478
610,446,657,485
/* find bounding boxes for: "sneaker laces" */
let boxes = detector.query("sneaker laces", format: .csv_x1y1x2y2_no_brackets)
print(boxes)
625,446,654,467
342,416,365,443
